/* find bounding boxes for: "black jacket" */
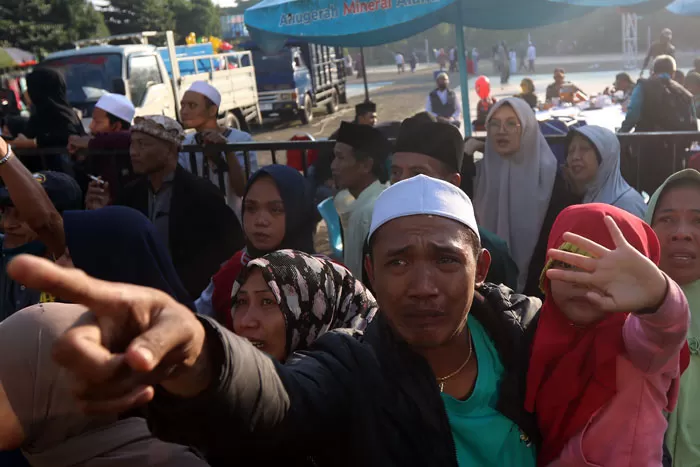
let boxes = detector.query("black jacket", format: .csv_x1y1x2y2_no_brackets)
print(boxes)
148,283,541,466
523,172,580,298
636,77,696,132
116,165,244,298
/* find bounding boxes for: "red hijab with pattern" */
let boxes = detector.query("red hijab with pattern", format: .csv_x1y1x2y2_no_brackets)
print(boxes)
525,203,661,465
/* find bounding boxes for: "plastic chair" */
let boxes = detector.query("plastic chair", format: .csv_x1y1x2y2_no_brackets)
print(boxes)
317,197,343,262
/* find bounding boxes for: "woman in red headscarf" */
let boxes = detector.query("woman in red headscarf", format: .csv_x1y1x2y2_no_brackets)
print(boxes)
526,203,690,466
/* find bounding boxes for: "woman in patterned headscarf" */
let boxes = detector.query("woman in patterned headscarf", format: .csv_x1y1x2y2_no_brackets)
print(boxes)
231,250,377,361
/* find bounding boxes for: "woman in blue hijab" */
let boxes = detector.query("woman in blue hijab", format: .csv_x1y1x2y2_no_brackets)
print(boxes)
196,164,317,321
60,206,195,311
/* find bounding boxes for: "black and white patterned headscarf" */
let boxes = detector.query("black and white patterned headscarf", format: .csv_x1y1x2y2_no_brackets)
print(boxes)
231,250,378,355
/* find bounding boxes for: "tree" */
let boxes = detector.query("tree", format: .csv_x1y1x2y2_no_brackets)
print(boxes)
103,0,175,36
169,0,222,40
0,0,108,56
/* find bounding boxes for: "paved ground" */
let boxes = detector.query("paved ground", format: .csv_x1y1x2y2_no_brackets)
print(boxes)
250,51,698,165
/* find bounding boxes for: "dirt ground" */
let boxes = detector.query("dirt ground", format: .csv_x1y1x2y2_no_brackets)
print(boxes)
250,67,438,166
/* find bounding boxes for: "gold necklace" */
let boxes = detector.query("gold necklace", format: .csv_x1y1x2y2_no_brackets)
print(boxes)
436,331,473,393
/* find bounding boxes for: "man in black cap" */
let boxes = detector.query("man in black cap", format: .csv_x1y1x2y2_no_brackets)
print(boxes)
354,101,377,127
309,101,379,204
331,121,390,278
387,114,519,290
0,137,83,320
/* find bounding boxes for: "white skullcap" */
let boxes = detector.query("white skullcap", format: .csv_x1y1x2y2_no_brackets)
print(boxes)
369,174,480,241
95,93,135,123
187,81,222,107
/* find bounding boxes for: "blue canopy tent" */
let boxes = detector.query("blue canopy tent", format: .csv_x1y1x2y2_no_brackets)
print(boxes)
666,0,700,15
244,0,596,135
549,0,696,14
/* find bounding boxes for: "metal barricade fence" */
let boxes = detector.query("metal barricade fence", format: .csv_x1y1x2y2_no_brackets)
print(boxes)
10,131,700,194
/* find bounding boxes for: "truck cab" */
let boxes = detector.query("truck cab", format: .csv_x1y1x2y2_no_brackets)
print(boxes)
244,41,346,125
43,31,262,132
42,45,177,129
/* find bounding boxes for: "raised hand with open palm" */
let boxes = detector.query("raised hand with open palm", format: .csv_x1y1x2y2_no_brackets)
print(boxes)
545,215,668,313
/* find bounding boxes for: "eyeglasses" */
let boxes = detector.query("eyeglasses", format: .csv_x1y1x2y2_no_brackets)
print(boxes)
487,119,521,134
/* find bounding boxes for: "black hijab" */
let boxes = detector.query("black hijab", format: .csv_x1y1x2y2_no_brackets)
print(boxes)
63,206,195,311
25,68,85,147
242,164,316,258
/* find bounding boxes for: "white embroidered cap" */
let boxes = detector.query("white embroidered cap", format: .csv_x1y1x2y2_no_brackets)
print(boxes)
187,81,222,108
95,93,136,123
369,174,480,241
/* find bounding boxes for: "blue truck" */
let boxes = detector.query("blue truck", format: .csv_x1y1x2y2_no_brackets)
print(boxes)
242,41,347,125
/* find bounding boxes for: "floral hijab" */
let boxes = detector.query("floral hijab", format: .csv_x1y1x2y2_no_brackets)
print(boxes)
231,250,378,355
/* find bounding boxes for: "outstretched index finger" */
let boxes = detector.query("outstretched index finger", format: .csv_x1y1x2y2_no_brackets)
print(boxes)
8,255,128,312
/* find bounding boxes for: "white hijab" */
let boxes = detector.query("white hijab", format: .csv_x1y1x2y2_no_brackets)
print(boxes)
570,125,646,218
474,97,558,292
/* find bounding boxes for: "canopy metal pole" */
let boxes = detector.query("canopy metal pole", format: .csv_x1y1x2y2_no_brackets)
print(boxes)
360,47,369,101
454,23,471,136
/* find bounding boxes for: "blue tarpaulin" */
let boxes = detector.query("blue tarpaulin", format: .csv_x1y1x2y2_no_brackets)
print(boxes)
549,0,692,14
245,0,594,50
666,0,700,15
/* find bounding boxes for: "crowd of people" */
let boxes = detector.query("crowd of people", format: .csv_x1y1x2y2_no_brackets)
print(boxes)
0,45,699,467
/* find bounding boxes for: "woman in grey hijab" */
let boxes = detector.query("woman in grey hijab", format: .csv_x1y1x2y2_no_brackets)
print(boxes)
565,125,646,218
473,97,579,297
0,302,208,467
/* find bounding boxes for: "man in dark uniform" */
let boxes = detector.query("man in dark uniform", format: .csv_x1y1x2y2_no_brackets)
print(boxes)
641,28,675,77
621,55,696,193
425,72,461,128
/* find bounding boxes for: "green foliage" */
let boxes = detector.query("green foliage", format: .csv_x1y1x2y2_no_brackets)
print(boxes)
0,0,109,56
0,49,16,68
103,0,175,35
169,0,222,39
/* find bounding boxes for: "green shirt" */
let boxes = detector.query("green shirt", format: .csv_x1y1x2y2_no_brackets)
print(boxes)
441,317,536,467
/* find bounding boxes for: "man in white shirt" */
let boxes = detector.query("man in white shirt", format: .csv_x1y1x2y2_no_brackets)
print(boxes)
425,72,462,128
449,47,456,72
178,81,258,220
527,43,536,72
395,52,405,74
331,122,390,278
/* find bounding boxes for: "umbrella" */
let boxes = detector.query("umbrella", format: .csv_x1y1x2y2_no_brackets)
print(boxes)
245,0,596,135
666,0,700,14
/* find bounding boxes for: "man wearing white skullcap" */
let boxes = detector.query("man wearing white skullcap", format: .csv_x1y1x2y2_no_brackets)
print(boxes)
178,80,258,220
361,174,538,464
68,93,137,200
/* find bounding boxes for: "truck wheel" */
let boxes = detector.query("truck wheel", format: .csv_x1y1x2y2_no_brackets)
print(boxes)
326,89,339,114
300,95,313,125
339,88,348,104
224,112,241,130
